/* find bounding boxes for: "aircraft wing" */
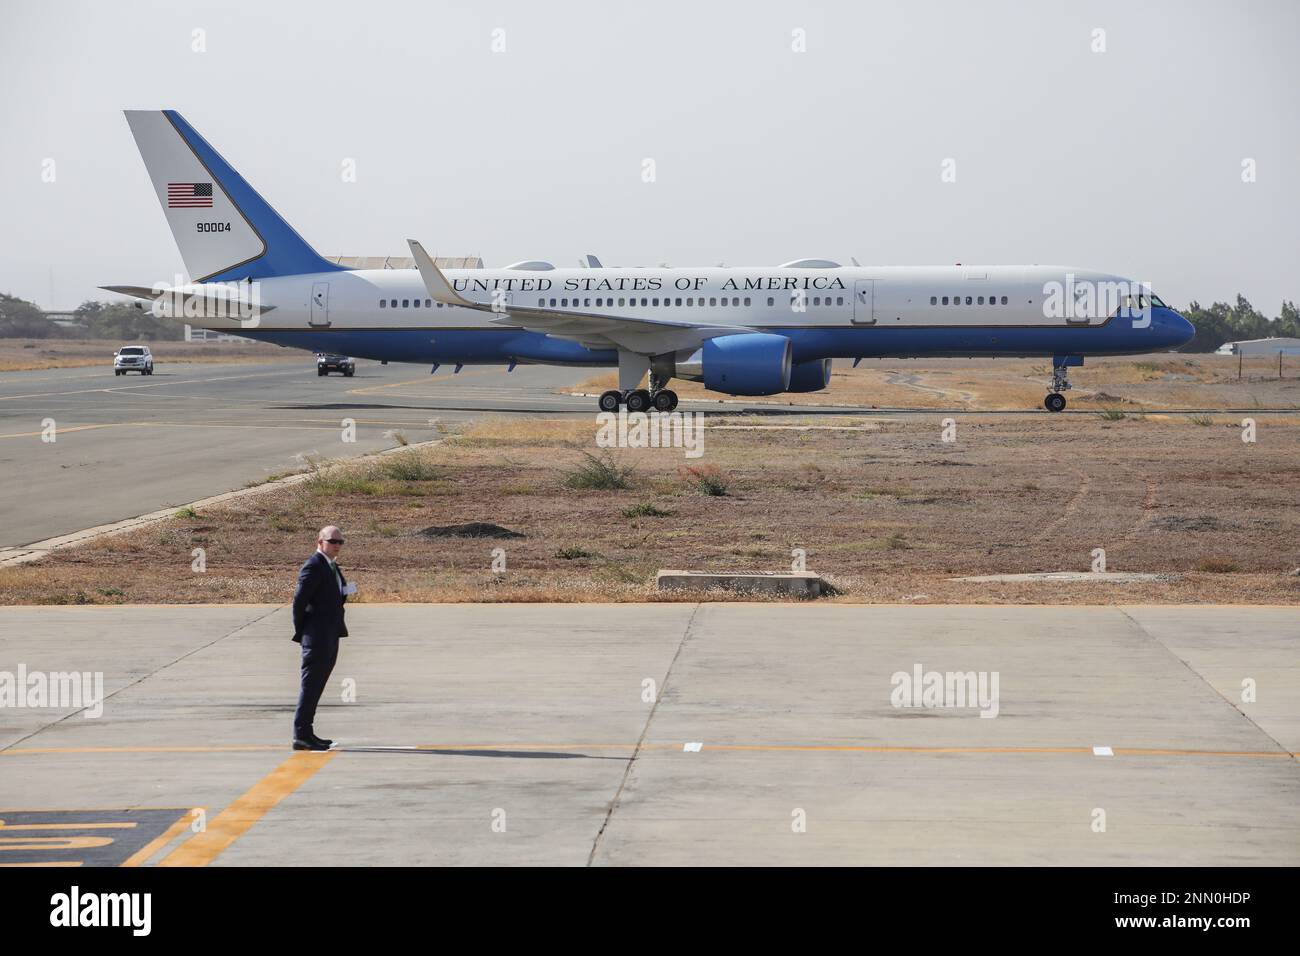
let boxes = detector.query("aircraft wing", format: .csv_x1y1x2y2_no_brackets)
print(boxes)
408,239,751,354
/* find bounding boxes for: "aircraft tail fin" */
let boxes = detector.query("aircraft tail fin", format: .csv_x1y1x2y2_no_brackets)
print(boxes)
123,110,343,283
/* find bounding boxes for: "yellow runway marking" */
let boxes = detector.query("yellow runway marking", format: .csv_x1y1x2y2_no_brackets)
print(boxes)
122,809,202,867
1,745,284,756
0,822,137,830
0,423,118,439
0,836,114,851
157,752,336,867
0,861,83,867
0,808,203,868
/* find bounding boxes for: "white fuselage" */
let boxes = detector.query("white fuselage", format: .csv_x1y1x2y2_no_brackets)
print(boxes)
192,264,1127,336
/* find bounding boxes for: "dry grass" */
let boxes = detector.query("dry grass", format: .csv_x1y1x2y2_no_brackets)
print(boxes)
566,354,1300,411
447,416,595,447
3,413,1299,606
0,337,290,371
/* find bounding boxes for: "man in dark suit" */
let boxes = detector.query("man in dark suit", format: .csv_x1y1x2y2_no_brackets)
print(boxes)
291,525,351,751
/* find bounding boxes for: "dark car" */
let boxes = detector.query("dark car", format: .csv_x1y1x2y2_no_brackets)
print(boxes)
316,353,355,377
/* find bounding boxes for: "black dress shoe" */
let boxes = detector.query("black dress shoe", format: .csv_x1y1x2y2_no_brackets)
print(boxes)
309,734,333,748
292,738,328,751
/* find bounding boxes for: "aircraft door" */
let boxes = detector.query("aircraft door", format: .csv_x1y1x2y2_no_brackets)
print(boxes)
310,282,330,327
852,279,875,325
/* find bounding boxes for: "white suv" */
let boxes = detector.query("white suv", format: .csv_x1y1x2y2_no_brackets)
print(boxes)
114,345,154,376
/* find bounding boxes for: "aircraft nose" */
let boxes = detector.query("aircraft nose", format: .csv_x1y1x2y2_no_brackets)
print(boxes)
1145,307,1194,349
1166,309,1195,348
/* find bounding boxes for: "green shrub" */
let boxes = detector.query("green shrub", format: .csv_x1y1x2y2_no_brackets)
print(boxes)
621,502,671,518
375,451,441,481
564,451,635,490
680,465,729,496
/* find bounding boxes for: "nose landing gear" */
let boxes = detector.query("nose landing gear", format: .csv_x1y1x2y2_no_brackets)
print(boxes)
1044,357,1078,412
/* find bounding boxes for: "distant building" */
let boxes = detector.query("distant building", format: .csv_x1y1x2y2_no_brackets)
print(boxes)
1214,337,1300,356
42,310,86,330
183,325,256,344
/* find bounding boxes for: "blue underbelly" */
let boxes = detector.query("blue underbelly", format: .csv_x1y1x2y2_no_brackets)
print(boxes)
233,323,1155,366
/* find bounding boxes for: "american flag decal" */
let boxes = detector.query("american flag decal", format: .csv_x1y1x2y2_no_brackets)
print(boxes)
167,182,213,208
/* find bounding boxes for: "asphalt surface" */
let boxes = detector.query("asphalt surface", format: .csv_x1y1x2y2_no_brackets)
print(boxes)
0,359,600,549
1,603,1295,866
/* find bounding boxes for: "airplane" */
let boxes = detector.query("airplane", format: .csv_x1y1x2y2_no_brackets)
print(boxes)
106,110,1196,413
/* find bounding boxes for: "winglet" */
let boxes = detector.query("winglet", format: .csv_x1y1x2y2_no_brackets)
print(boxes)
408,239,475,308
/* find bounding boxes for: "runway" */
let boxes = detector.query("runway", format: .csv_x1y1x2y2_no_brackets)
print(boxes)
1,603,1296,866
0,359,598,549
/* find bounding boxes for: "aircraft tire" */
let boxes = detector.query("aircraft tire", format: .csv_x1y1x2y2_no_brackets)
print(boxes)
626,389,651,413
653,390,678,412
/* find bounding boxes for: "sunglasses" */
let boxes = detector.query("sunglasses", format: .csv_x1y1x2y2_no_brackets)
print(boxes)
324,538,345,545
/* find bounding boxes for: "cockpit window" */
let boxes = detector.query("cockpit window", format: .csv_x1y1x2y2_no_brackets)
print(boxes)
1108,290,1170,319
1116,293,1167,312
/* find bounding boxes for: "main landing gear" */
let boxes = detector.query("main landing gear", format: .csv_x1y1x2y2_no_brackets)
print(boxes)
598,366,678,413
1044,363,1072,412
598,387,679,413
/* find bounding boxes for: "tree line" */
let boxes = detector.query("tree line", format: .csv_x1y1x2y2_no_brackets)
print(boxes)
2,290,1298,353
0,295,187,341
1179,296,1300,352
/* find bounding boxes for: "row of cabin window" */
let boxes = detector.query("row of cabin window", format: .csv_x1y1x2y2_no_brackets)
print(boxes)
376,295,849,309
380,298,437,308
932,295,1009,306
536,295,846,308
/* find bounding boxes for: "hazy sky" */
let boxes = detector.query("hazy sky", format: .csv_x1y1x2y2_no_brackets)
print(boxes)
1,0,1296,312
